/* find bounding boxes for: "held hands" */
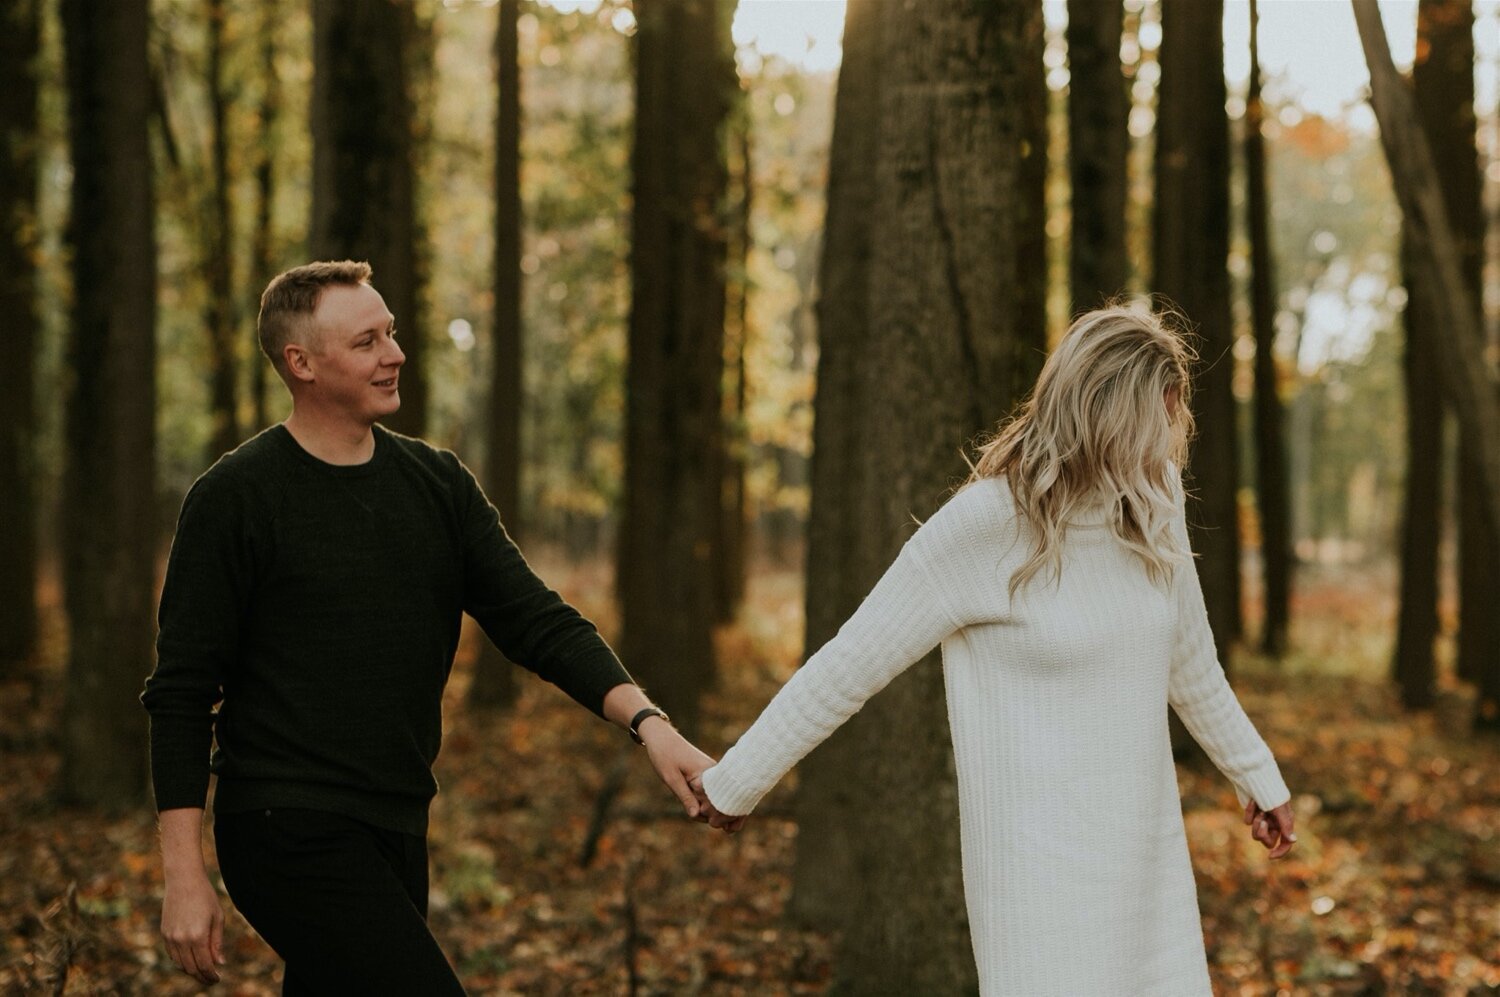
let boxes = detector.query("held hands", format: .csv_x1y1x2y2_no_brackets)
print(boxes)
1244,798,1297,859
161,873,226,985
688,770,747,833
636,715,745,833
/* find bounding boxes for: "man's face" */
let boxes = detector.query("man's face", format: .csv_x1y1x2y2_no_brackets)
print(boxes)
300,282,405,424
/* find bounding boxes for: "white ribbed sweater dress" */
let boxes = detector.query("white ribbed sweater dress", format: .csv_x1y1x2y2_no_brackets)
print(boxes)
700,475,1290,996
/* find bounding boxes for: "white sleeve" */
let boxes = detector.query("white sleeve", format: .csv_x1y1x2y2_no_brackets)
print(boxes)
700,535,960,817
1166,488,1290,810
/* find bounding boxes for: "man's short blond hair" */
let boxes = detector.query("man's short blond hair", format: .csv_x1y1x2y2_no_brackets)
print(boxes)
257,260,374,373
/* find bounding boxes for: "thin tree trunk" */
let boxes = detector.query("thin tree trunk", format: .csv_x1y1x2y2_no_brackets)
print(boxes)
58,0,157,807
0,0,40,672
311,0,423,436
787,0,881,934
791,2,1047,989
1154,0,1239,665
249,0,280,433
1066,0,1129,310
617,0,736,734
1352,0,1500,597
205,0,238,461
469,0,522,711
715,105,751,625
1394,238,1443,709
1246,0,1290,657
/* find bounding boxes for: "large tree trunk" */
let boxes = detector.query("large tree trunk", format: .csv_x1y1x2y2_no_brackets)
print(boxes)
311,0,423,436
1066,0,1129,310
791,2,1047,989
617,0,736,733
1154,0,1239,663
0,0,40,672
204,0,238,462
1352,0,1500,728
58,0,157,807
1394,0,1478,709
469,0,522,711
1411,0,1496,697
248,0,280,433
1246,0,1291,657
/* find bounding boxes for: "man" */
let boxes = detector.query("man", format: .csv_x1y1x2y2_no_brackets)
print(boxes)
142,261,719,993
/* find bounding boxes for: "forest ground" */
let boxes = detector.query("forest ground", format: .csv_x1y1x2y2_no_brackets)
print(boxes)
2,553,1498,996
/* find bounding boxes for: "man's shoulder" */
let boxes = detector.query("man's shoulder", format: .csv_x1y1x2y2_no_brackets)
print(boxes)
376,425,471,486
179,427,292,517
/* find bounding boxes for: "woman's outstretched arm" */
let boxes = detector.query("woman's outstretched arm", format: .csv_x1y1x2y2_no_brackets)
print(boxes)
697,527,963,821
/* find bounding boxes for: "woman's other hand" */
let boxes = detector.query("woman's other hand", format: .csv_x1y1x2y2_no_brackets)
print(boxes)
1243,798,1296,859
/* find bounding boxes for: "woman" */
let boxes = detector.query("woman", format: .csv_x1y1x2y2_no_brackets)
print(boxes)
693,305,1295,995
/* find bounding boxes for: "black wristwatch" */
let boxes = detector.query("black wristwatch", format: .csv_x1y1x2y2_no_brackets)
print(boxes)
629,706,670,745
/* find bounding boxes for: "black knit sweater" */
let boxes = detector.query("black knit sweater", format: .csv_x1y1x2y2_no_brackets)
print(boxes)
142,424,632,834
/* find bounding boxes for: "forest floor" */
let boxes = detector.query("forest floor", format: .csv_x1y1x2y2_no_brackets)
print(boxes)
2,554,1498,996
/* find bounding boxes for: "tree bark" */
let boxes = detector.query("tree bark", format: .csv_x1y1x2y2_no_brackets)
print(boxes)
791,2,1047,989
0,0,40,672
204,0,238,461
1352,0,1500,602
58,0,157,807
1154,0,1240,664
617,0,736,734
1246,0,1291,657
1066,0,1129,310
1409,1,1495,696
311,0,423,436
469,0,522,711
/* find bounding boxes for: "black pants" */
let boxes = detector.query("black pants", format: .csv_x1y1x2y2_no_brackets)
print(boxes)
214,807,467,996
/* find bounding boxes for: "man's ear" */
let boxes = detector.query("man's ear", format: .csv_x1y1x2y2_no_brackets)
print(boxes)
283,341,316,384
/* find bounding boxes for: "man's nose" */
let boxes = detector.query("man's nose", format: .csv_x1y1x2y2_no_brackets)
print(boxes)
385,335,406,366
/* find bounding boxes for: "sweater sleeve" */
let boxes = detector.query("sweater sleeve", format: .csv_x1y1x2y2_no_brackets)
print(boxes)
452,456,632,717
1166,483,1290,810
141,474,248,812
700,524,962,817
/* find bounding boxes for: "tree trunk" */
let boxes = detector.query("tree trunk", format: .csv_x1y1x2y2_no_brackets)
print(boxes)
715,104,751,625
617,0,736,734
1409,1,1495,696
311,0,423,436
1352,0,1500,617
249,0,280,433
1394,238,1443,709
58,0,157,807
0,0,40,673
1154,0,1239,665
204,0,238,461
786,0,882,935
1245,0,1291,657
1066,0,1129,311
791,2,1047,989
469,0,522,711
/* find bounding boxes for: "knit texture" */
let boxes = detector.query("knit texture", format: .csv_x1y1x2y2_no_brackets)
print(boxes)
701,473,1289,995
143,424,632,835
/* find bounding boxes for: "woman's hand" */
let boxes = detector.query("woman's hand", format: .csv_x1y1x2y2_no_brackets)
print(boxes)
1243,798,1296,859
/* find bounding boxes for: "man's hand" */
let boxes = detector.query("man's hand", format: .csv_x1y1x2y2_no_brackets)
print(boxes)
157,807,226,985
637,716,718,823
1243,798,1296,860
162,872,225,985
687,769,747,834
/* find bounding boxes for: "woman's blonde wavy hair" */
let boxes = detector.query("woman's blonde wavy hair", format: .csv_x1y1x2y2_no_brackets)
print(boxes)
968,303,1198,598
